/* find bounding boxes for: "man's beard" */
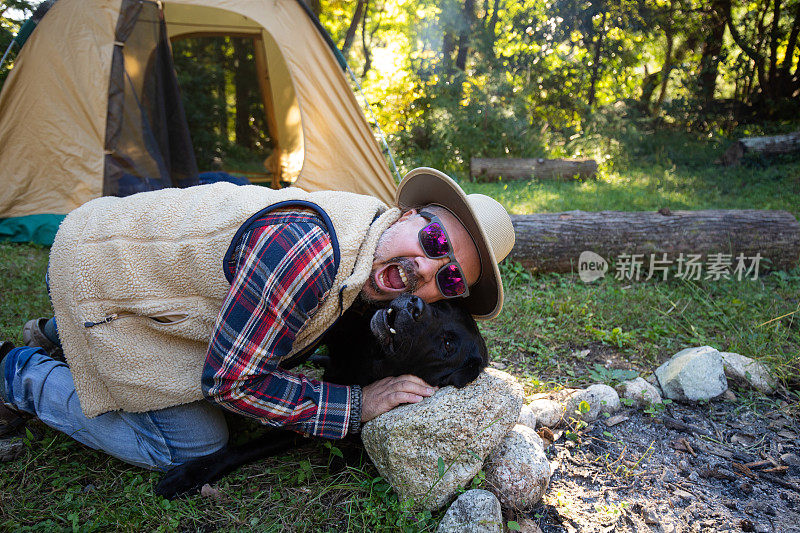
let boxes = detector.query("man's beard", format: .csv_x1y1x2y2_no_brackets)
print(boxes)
360,221,421,305
360,257,420,306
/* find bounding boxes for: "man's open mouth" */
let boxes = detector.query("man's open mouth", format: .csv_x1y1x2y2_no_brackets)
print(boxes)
376,263,409,291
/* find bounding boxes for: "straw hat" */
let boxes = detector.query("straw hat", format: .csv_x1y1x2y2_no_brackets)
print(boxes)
396,167,515,319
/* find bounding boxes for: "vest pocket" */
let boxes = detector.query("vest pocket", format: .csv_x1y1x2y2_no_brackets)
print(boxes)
80,300,219,343
147,312,190,325
83,311,190,328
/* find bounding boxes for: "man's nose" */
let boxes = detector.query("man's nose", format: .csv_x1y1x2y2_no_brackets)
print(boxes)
416,255,448,280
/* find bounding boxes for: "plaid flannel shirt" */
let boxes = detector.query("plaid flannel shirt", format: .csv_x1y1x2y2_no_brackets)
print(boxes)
202,208,359,439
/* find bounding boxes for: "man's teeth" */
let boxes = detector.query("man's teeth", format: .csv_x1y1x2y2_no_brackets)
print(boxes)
398,266,408,286
387,308,393,315
389,327,396,334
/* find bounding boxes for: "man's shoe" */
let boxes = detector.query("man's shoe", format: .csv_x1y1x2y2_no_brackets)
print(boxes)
0,340,31,438
0,438,24,462
23,318,64,362
0,403,29,438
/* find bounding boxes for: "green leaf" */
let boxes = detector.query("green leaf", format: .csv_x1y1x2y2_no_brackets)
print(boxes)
508,520,522,531
328,444,343,458
578,400,591,414
437,457,446,477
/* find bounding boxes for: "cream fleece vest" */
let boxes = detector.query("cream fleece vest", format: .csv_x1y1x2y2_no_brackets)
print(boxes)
48,183,401,418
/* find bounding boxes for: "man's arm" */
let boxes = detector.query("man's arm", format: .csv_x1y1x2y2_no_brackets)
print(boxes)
202,213,357,439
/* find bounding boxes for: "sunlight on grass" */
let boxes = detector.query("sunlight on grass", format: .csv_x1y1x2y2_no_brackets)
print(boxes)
462,154,800,217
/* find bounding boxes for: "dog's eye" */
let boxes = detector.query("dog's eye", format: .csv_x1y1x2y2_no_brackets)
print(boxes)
444,339,455,354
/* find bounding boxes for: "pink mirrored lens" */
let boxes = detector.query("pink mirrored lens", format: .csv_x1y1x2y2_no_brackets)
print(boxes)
437,263,467,297
419,222,449,257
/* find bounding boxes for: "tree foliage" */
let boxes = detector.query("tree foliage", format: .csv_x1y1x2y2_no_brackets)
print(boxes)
0,0,33,85
0,0,797,176
318,0,799,174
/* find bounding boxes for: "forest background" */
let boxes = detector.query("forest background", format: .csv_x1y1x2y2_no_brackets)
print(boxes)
3,0,799,179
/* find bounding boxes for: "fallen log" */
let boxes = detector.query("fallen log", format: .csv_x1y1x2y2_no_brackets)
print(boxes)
509,209,800,274
720,131,800,166
470,157,597,181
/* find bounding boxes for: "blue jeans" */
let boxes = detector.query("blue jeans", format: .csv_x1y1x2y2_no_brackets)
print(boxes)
1,347,228,471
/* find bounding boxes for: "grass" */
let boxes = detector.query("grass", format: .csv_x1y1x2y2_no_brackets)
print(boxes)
458,128,800,218
1,127,800,530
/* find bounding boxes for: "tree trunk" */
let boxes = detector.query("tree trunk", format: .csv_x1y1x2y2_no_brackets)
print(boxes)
215,39,228,143
233,39,254,150
720,131,800,165
360,0,372,77
455,0,475,71
696,0,727,104
587,9,607,109
440,30,456,75
655,31,674,112
471,157,598,181
509,210,800,274
342,0,366,58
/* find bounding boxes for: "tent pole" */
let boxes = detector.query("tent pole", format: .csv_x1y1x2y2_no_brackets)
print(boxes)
343,62,402,183
0,42,16,71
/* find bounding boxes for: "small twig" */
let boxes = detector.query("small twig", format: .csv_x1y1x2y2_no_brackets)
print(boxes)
661,416,713,437
763,466,789,475
744,459,773,469
680,438,696,456
732,462,757,480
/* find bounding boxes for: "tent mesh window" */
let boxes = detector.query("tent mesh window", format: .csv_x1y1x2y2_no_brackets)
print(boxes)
171,36,275,175
104,0,199,196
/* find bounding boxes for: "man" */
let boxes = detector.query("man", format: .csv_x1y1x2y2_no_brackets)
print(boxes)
0,167,515,470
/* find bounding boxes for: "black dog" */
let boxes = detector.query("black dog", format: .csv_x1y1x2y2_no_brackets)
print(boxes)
155,294,488,498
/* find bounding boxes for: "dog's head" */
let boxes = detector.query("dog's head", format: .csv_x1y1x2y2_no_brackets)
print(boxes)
368,294,489,388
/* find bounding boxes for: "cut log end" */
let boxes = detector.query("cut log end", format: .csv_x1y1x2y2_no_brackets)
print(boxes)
720,132,800,166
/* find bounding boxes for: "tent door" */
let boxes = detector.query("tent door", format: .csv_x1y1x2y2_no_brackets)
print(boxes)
103,0,199,197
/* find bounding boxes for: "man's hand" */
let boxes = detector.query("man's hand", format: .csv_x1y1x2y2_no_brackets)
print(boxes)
361,375,437,423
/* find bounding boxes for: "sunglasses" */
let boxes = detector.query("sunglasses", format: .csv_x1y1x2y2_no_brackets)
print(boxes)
418,210,470,298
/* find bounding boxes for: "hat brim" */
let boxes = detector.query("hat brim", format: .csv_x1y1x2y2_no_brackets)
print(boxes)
396,167,503,319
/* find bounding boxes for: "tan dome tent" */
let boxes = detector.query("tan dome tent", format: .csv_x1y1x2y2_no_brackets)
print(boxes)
0,0,397,245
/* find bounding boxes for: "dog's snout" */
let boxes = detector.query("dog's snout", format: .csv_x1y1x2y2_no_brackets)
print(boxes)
389,294,427,322
408,295,424,321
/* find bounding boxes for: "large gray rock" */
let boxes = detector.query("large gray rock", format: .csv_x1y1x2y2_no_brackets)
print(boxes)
564,384,621,423
361,369,524,511
484,424,551,510
436,490,503,533
518,404,537,429
655,346,728,401
527,398,565,428
616,377,662,408
720,352,777,394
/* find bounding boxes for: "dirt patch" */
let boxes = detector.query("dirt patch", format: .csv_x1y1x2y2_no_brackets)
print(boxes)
522,396,800,532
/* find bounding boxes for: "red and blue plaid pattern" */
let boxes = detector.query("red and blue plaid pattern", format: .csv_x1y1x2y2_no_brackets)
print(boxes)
202,208,355,439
